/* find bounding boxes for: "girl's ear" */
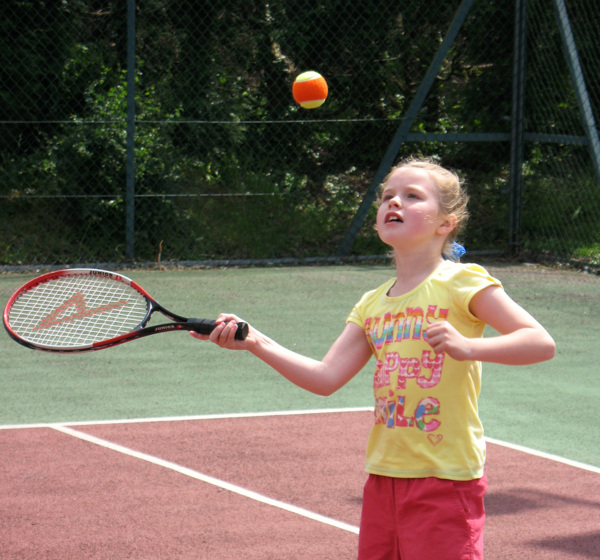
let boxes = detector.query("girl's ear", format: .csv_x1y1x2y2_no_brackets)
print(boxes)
437,213,457,235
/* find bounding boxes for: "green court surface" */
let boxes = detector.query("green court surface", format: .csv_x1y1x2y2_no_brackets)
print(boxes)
1,262,598,468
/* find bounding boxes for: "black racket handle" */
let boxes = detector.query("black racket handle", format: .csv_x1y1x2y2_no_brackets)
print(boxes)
187,319,249,340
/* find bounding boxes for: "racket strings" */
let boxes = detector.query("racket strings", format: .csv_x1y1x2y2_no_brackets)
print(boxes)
8,275,148,348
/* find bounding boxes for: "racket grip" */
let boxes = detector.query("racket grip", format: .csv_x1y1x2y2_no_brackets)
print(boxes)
188,319,249,340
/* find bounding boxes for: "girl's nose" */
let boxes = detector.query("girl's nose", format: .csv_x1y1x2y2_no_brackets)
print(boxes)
388,195,402,208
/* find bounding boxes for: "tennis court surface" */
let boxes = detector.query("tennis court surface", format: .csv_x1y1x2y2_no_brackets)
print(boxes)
1,263,599,558
2,409,598,559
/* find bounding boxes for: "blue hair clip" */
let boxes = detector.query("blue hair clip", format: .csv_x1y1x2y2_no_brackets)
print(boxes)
445,242,466,262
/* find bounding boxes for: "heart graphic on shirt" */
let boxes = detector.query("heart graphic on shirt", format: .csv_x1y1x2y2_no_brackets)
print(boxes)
428,434,443,446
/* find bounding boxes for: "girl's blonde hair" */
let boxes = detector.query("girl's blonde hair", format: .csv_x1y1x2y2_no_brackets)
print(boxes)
380,157,469,260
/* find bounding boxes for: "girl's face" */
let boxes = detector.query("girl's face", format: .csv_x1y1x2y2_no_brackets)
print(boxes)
376,166,448,249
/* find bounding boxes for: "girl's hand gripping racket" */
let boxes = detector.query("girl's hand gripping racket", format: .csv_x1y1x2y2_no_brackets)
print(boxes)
3,268,248,353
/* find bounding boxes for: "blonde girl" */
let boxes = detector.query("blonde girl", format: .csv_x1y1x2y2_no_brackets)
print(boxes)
193,157,555,559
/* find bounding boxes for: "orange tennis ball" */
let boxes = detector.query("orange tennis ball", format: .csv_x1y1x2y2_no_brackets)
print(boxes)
292,71,328,109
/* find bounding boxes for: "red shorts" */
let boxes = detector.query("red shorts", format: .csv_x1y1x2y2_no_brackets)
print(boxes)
357,474,487,560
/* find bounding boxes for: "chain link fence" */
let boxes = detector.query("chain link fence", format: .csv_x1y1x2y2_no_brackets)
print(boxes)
1,0,599,267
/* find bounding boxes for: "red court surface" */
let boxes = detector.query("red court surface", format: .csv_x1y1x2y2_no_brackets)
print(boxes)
1,410,599,559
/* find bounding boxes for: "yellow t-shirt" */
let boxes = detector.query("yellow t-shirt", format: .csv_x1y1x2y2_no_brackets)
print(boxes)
347,261,502,480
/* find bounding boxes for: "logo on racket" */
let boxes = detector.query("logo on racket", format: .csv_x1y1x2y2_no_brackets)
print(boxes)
33,292,129,330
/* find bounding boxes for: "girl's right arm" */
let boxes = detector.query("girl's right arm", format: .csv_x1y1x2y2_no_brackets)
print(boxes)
194,315,373,396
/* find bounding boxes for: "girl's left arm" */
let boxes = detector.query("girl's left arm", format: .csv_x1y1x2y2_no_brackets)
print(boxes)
426,285,556,365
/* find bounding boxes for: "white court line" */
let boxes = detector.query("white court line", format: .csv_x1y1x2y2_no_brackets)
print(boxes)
51,424,360,535
2,407,598,474
0,407,373,430
485,436,600,474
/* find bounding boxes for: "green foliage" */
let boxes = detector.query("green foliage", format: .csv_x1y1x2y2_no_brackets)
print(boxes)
1,0,600,265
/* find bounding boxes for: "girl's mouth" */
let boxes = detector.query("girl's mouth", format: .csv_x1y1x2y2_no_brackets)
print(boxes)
385,213,403,224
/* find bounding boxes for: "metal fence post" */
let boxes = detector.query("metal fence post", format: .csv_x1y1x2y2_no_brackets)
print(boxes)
509,0,527,253
553,0,600,189
125,0,136,261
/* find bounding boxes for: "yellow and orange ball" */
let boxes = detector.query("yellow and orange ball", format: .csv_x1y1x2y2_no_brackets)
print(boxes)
292,71,328,109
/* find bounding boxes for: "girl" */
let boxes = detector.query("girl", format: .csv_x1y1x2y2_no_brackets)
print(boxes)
192,157,556,559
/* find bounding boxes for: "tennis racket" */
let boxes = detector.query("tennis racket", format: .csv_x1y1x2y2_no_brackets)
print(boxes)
3,268,248,353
